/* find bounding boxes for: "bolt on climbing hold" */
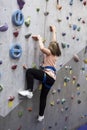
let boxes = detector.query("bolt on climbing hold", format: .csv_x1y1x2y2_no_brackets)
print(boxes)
62,33,66,36
77,99,81,104
0,23,8,32
18,111,23,117
73,54,80,62
72,76,77,84
44,11,49,16
36,8,40,12
69,0,73,6
83,59,87,64
25,16,31,27
83,1,87,6
51,89,56,94
11,65,17,70
17,0,25,10
0,85,3,92
57,19,62,23
76,83,80,90
0,60,2,65
8,96,15,101
57,87,61,93
25,33,32,39
56,0,62,10
56,99,60,104
61,98,66,104
32,36,38,41
50,101,55,106
13,31,19,37
72,24,77,30
27,107,32,112
61,43,66,49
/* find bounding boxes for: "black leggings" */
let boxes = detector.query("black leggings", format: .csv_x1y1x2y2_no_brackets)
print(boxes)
26,68,55,116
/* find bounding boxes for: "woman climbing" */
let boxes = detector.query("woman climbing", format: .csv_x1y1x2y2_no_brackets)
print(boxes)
18,25,61,122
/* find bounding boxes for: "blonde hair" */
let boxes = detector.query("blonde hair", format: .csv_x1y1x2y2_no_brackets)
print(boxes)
48,41,61,56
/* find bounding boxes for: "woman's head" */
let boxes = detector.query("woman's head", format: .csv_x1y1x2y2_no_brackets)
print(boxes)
48,41,61,56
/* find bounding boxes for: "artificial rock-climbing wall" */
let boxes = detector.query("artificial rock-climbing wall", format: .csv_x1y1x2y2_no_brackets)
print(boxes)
0,0,87,130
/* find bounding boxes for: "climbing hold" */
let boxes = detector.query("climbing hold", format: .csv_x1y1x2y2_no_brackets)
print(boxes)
27,107,32,112
69,12,72,16
76,83,80,90
56,99,60,104
32,63,37,68
83,1,86,6
51,89,56,94
8,96,15,101
77,99,81,104
57,88,61,93
50,101,55,106
57,19,62,22
69,0,73,5
73,54,80,62
85,75,87,80
17,0,25,10
72,24,77,30
71,95,74,100
0,60,2,65
13,31,19,37
83,59,87,64
72,76,76,84
0,85,3,92
77,27,81,32
64,76,70,82
25,33,32,39
17,125,22,130
44,11,49,16
61,98,66,104
11,65,17,70
9,44,22,59
62,33,66,36
18,111,23,117
36,8,40,12
25,16,31,27
82,20,85,24
61,43,66,49
0,23,8,32
12,10,24,26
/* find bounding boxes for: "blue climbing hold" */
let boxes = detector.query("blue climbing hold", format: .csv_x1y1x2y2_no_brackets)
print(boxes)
9,44,22,59
12,10,24,26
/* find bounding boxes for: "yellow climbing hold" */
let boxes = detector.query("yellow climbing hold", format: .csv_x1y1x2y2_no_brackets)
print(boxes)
84,59,87,64
50,101,55,106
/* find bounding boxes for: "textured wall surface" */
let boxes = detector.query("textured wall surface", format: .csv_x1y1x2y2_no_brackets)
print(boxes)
0,0,87,129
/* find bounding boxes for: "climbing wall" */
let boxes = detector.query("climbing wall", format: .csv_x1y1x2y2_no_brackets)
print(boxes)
0,0,87,130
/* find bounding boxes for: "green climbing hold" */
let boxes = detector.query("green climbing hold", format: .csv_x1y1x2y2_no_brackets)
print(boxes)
25,16,31,27
0,85,3,92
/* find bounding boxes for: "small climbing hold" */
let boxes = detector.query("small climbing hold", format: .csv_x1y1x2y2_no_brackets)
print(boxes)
64,76,70,82
56,0,62,10
69,12,72,16
62,33,66,36
0,23,8,32
72,76,76,84
44,11,49,16
13,31,19,37
61,98,66,104
73,54,80,62
51,89,56,94
36,8,40,12
82,20,85,24
8,96,15,101
77,99,81,104
17,125,22,130
25,33,32,39
72,24,77,30
83,59,87,64
17,0,25,10
71,95,74,100
0,85,3,92
50,101,55,106
56,99,60,104
77,27,81,32
32,63,37,68
0,60,2,65
25,16,31,27
57,88,61,93
57,19,62,22
11,65,17,70
61,43,66,49
83,1,86,6
18,111,23,117
61,108,64,112
69,0,73,5
27,107,32,112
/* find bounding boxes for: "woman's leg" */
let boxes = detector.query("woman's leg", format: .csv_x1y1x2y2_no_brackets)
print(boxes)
39,84,50,116
26,68,44,91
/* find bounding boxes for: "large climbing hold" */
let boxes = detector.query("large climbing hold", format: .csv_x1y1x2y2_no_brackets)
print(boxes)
12,10,24,26
17,0,25,10
0,23,8,32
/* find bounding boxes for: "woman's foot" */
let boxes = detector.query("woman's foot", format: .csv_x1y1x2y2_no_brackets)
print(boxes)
37,115,44,122
18,90,33,99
